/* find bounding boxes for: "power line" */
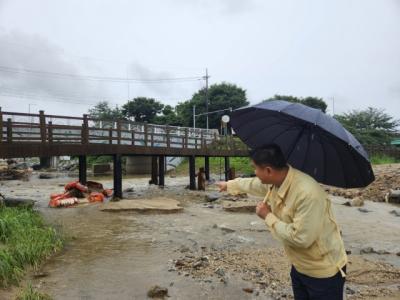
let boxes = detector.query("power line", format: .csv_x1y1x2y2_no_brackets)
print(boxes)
0,65,204,83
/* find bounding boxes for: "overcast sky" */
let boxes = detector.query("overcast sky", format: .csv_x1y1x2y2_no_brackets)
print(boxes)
0,0,399,119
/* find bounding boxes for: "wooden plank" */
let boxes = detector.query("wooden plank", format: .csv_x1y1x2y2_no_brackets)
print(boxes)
166,126,170,148
116,120,121,145
48,121,53,143
82,114,89,144
6,118,12,143
39,110,46,143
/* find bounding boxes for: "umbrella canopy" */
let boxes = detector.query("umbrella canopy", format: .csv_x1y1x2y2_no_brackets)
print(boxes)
230,100,374,188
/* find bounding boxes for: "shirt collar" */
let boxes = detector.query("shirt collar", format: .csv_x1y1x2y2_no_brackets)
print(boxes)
276,164,294,199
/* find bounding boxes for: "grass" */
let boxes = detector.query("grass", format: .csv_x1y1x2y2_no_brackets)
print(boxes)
175,156,254,177
370,154,400,165
0,206,63,287
16,283,52,300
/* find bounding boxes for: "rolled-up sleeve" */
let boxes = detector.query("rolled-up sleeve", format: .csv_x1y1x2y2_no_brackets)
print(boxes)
265,193,325,248
226,177,269,197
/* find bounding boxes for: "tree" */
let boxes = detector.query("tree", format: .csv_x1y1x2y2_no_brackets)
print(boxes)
176,82,249,129
152,105,184,126
264,95,328,113
121,97,164,123
335,107,399,145
88,101,123,127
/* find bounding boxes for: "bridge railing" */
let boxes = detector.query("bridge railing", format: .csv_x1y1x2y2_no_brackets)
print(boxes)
0,109,248,153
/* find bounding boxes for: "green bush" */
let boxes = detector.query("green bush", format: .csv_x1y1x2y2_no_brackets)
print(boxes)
0,207,63,287
370,154,399,165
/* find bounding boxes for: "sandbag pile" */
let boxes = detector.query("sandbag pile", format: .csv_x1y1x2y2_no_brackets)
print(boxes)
49,180,113,208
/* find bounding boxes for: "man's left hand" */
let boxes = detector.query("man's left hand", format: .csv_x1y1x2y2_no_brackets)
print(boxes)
256,201,271,219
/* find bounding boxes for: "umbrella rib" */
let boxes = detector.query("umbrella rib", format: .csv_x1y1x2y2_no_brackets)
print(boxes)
320,131,348,187
284,126,306,160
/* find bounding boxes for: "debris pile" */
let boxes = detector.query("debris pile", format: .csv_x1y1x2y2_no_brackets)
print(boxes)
49,180,113,208
325,164,400,202
0,159,32,180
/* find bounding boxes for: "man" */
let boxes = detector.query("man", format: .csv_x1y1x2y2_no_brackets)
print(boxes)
217,144,347,300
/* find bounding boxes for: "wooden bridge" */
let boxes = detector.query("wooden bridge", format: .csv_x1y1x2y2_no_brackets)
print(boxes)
0,108,248,197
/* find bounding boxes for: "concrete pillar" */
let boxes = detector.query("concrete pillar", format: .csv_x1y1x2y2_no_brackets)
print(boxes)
40,157,51,168
224,157,230,182
113,154,123,198
150,156,158,185
158,155,165,187
78,155,87,184
189,156,196,190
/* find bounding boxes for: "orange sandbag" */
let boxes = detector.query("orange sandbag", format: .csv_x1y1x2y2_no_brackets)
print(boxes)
49,197,78,208
102,189,113,197
88,192,104,203
50,191,72,201
65,180,79,191
75,182,88,193
50,193,64,200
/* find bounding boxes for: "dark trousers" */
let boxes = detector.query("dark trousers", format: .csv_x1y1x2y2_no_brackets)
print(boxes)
290,266,346,300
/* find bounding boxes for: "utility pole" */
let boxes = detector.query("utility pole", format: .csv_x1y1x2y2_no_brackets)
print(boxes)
204,68,210,129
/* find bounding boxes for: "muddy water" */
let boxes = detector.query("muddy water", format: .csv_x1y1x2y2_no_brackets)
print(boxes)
1,174,279,299
1,173,400,299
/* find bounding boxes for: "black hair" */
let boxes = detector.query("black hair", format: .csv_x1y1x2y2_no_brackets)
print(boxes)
249,144,287,169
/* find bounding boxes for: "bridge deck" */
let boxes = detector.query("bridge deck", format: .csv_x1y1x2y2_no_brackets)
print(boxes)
0,110,248,159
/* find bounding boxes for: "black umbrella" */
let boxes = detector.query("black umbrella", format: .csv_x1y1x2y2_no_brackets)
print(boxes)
230,100,374,188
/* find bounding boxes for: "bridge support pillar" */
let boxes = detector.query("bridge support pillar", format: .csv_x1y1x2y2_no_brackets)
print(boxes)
224,157,230,182
204,156,210,181
150,156,158,185
189,156,196,190
78,155,87,184
40,157,51,169
158,155,165,187
113,154,123,198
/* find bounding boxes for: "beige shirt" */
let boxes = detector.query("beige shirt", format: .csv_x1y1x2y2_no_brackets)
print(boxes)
227,165,347,278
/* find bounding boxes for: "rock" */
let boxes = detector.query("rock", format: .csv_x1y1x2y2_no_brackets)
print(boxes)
3,198,35,208
147,285,168,298
360,247,375,254
100,197,183,213
358,208,372,213
214,267,225,277
346,286,356,295
389,210,400,217
350,197,364,207
222,201,256,213
33,272,49,278
360,247,389,255
123,187,134,193
242,288,253,294
206,193,220,202
179,246,190,253
175,259,186,267
396,252,400,256
219,225,236,234
39,173,54,179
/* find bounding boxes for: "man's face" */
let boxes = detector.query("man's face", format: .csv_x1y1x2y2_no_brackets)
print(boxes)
252,160,274,184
